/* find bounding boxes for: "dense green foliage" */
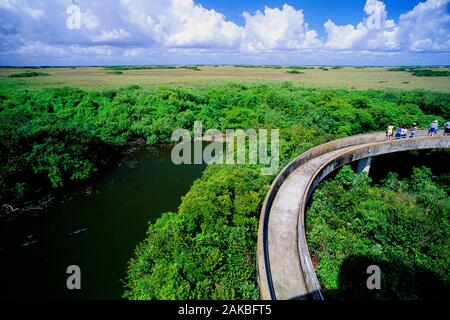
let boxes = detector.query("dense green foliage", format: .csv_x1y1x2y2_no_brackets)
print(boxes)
183,66,202,71
387,67,410,72
287,70,305,74
307,166,449,299
2,84,448,204
290,66,315,70
387,67,450,77
106,71,124,75
411,69,450,77
8,72,50,78
0,83,449,299
124,165,271,299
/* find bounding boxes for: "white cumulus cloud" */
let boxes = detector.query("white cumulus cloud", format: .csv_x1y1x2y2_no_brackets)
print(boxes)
0,0,448,65
241,4,319,52
324,0,450,52
0,0,44,19
92,28,131,43
324,0,397,50
165,0,242,48
397,0,450,52
119,0,242,48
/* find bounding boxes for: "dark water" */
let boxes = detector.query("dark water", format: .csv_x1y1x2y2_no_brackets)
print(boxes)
0,145,205,299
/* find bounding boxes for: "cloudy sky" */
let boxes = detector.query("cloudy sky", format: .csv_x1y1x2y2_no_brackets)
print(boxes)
0,0,449,66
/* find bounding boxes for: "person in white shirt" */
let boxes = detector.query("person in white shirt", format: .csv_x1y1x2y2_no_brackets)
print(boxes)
428,120,439,136
400,127,408,139
409,123,417,138
386,124,394,140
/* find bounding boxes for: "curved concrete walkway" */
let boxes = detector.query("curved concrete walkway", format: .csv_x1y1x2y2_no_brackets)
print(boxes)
257,130,450,300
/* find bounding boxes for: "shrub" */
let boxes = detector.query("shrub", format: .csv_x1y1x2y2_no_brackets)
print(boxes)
287,70,305,75
307,166,450,299
9,72,50,78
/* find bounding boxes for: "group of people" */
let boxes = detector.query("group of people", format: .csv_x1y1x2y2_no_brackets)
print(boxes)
386,120,450,140
386,123,417,140
427,120,450,136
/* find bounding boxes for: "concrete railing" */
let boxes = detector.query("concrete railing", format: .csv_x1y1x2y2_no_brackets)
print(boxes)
257,130,450,300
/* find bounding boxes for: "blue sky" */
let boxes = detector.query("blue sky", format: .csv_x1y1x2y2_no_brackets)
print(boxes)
0,0,449,66
196,0,422,34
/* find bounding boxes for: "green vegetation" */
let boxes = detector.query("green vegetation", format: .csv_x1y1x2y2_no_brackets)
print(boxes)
288,66,314,70
102,65,203,71
233,65,283,69
412,69,450,77
0,83,448,299
103,65,176,70
125,164,271,299
106,71,124,75
2,66,450,92
182,66,202,71
289,66,314,70
287,70,305,75
387,67,409,72
387,67,450,77
307,166,449,299
9,71,50,78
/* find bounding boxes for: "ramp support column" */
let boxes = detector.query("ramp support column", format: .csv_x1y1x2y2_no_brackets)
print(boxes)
356,156,372,174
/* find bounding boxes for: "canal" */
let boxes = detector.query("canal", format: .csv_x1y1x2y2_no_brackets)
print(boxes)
0,144,205,299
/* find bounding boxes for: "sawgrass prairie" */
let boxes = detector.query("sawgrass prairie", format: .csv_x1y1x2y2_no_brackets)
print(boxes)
1,66,449,92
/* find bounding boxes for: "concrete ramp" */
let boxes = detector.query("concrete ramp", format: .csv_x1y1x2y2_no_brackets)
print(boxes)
257,131,450,300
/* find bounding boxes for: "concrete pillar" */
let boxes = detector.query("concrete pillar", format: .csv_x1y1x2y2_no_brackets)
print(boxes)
356,156,372,174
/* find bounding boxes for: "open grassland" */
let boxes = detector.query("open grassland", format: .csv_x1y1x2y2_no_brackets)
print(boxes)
1,66,449,92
